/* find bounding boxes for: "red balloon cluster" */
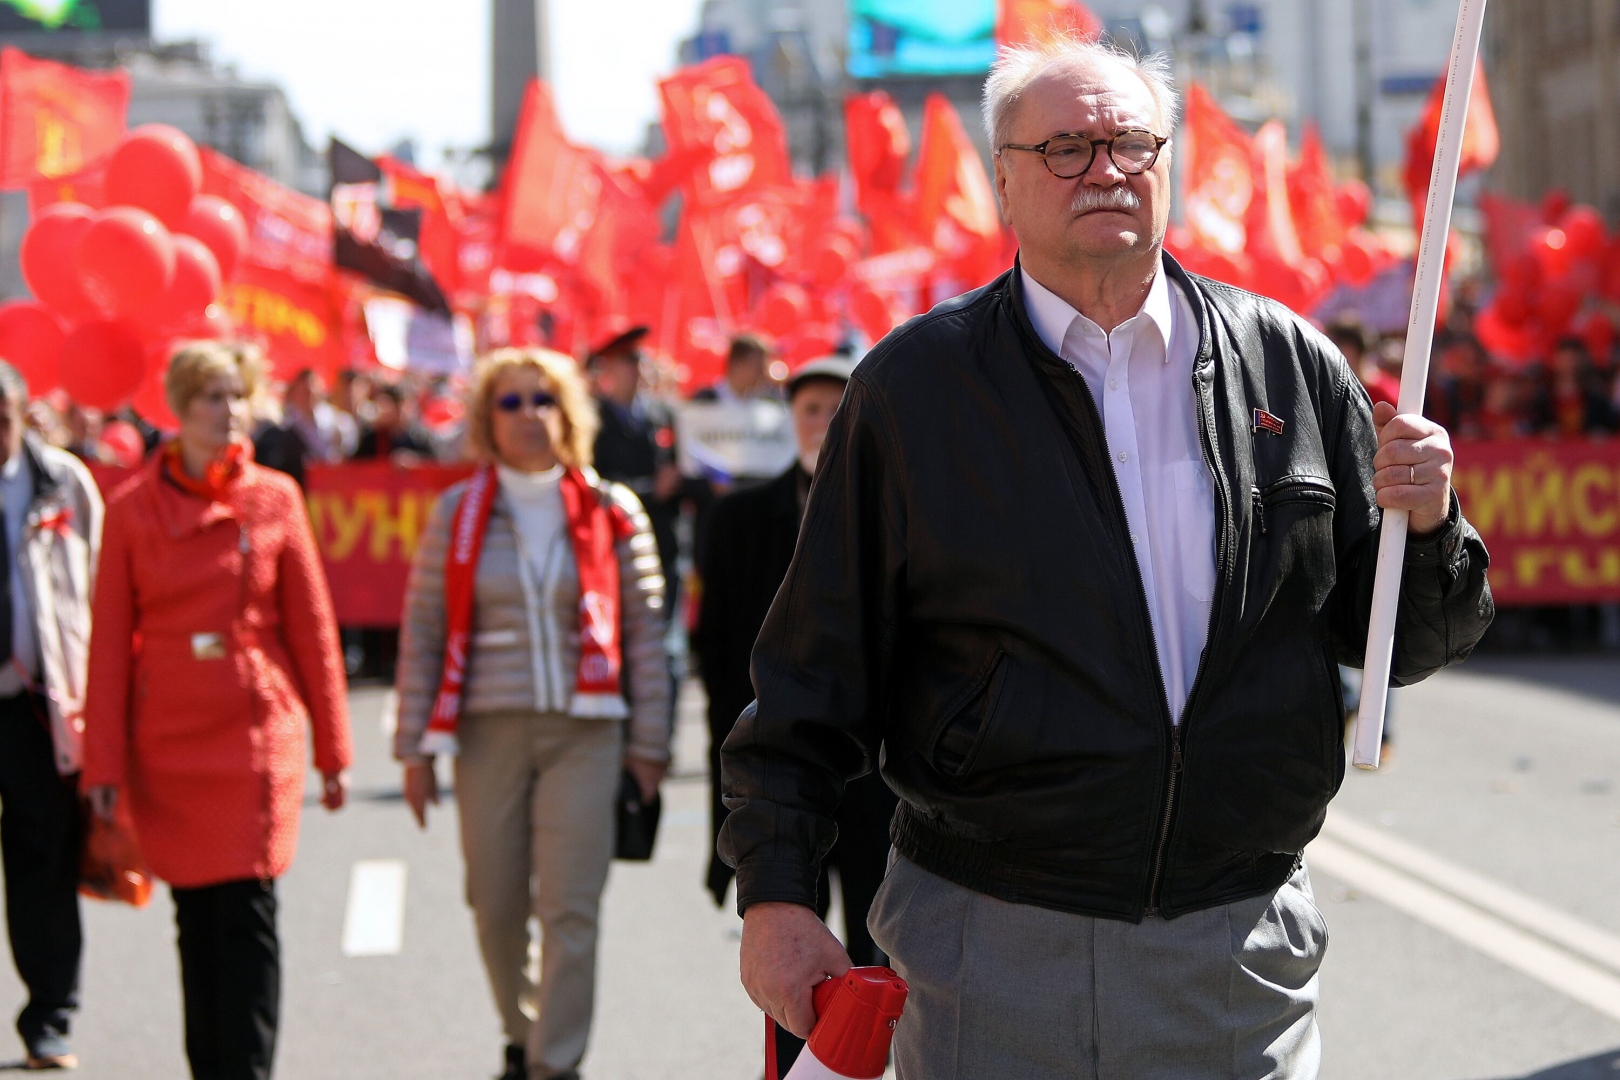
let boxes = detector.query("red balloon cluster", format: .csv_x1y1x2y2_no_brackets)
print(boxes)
1476,193,1618,367
10,124,242,416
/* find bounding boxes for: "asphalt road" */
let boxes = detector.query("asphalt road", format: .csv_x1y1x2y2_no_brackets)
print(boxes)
0,657,1614,1078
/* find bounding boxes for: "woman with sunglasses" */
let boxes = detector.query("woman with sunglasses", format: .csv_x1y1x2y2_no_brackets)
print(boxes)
394,348,670,1080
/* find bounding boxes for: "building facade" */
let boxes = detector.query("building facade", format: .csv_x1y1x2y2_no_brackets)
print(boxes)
1485,0,1620,220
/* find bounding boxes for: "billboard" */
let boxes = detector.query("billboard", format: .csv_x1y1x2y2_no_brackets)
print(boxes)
0,0,149,34
848,0,996,79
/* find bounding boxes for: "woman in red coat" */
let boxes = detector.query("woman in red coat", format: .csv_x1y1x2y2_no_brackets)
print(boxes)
82,341,352,1080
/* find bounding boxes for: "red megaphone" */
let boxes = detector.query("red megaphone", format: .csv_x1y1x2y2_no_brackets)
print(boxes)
767,966,909,1080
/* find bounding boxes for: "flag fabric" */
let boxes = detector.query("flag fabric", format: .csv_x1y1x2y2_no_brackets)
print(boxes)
1178,82,1255,266
844,91,918,253
200,147,334,286
913,93,1005,291
223,263,345,380
502,80,605,270
0,47,128,190
1403,59,1498,226
379,155,463,296
658,57,791,209
995,0,1104,49
1287,124,1350,264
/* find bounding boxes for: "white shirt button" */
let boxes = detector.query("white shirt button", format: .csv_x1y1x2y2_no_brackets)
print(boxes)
1131,533,1139,544
1110,380,1119,390
1118,451,1128,463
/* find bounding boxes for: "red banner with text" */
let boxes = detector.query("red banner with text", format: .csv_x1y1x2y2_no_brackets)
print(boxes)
1451,439,1620,606
304,462,472,627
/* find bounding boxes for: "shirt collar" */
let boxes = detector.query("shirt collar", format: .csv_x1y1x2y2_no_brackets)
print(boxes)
1020,255,1175,362
0,449,22,483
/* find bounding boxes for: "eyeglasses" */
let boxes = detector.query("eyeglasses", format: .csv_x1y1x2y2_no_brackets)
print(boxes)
495,391,558,413
998,130,1168,179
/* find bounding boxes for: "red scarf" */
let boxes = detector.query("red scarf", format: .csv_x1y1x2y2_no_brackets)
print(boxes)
419,465,636,756
162,438,249,501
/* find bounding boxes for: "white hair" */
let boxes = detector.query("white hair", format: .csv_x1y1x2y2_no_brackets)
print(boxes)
982,34,1181,152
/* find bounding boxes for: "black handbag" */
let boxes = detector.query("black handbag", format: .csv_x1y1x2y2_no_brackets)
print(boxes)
614,768,662,861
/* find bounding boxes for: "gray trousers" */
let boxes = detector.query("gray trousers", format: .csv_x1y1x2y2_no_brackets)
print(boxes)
868,854,1325,1080
455,711,623,1080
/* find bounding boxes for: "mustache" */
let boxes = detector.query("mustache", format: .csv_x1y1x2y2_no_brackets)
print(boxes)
1070,186,1142,215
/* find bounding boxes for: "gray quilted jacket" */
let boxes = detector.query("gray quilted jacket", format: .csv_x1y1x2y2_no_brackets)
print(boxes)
394,468,671,763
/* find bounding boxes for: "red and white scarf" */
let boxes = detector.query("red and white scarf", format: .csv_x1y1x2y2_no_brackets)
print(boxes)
419,464,635,756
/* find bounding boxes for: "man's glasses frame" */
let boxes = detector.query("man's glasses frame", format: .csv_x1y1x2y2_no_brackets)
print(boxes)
495,391,558,413
998,130,1169,179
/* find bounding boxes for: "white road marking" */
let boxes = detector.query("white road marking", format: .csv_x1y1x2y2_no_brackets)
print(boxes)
1321,811,1620,973
1307,836,1620,1022
341,859,408,957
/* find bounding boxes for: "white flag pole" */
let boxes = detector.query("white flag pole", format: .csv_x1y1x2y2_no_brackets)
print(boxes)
1352,0,1489,770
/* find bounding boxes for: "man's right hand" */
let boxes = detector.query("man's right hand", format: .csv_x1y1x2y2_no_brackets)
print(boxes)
740,901,852,1039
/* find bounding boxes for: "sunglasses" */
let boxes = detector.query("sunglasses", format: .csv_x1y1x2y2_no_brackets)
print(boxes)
495,391,557,413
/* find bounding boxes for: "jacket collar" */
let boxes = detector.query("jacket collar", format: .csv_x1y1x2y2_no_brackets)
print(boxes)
1004,250,1214,381
148,453,244,539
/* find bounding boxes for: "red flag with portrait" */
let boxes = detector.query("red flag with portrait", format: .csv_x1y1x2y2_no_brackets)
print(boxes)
659,57,791,209
1176,82,1254,274
0,47,128,190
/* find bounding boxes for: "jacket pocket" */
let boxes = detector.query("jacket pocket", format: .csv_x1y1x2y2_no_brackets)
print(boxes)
1253,475,1336,535
928,650,1010,779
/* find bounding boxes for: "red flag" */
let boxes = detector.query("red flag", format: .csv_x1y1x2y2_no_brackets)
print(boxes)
659,57,791,208
501,80,604,271
1244,120,1329,311
1403,60,1498,224
199,147,334,286
995,0,1104,48
1178,83,1255,269
914,93,1004,290
1287,124,1351,265
379,156,462,297
845,91,918,253
223,264,344,381
0,48,128,190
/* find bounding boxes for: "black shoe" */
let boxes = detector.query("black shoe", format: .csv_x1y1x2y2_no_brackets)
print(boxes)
498,1044,524,1080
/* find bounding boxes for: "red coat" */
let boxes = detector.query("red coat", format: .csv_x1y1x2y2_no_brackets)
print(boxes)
82,456,352,888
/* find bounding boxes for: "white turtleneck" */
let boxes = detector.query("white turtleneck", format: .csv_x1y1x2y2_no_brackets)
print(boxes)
497,462,566,582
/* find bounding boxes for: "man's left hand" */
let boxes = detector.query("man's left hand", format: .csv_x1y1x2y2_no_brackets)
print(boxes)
1371,401,1453,537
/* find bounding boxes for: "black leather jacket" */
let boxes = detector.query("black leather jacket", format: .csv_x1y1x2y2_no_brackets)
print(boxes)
717,257,1493,922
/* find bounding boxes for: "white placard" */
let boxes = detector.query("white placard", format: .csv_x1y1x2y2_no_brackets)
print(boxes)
675,400,797,482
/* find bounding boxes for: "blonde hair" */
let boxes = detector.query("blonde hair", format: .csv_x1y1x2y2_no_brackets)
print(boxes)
468,347,598,469
165,339,266,418
983,33,1180,150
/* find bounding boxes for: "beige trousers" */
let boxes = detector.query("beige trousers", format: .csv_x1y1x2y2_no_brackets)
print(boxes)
455,710,623,1079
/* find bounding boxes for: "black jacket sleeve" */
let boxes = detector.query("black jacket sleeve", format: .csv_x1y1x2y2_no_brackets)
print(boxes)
1323,354,1494,683
717,377,907,913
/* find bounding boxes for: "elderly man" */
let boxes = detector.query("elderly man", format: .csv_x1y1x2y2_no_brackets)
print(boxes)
721,37,1492,1078
0,362,102,1070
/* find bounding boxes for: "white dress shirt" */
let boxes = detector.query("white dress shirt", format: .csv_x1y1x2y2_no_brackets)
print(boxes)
0,451,37,696
1022,260,1216,721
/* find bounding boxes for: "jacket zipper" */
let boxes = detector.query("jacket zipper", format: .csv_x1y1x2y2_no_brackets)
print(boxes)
1253,488,1267,535
1143,368,1232,917
1050,364,1180,903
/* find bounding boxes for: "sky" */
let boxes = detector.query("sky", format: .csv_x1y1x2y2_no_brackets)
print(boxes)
152,0,709,162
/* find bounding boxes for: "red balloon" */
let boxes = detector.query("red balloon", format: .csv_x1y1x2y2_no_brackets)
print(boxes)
757,283,810,338
131,343,178,430
180,194,249,280
1531,226,1575,283
59,320,146,412
76,208,177,319
20,204,101,321
99,420,146,469
0,301,66,392
145,235,222,332
104,124,203,227
1559,205,1608,260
